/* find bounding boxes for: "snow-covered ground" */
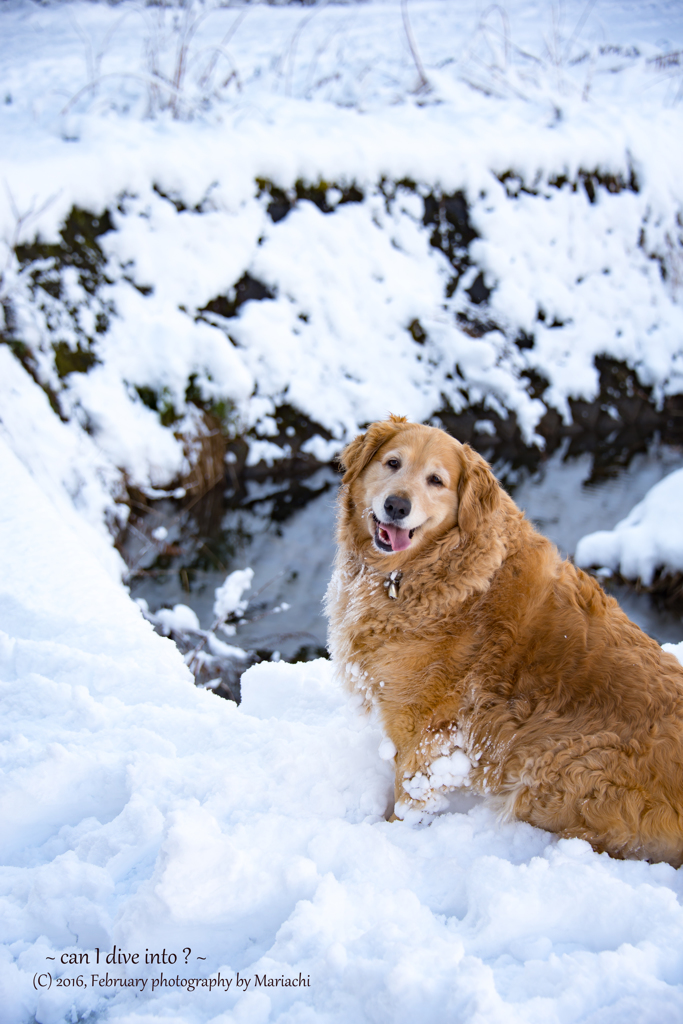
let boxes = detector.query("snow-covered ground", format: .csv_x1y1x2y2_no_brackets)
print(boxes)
3,2,683,1021
4,427,683,1024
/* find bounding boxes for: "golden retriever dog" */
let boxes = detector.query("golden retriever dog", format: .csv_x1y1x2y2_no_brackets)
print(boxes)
326,415,683,864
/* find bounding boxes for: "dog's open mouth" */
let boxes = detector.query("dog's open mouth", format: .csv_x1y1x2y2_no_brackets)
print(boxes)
372,513,418,553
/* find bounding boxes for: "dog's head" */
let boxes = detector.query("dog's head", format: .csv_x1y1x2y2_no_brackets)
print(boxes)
338,416,500,559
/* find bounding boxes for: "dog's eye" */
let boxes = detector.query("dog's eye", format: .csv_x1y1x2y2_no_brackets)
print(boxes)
386,458,401,470
428,474,444,487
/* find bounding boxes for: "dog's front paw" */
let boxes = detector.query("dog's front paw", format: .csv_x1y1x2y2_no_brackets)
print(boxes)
403,760,470,801
393,791,442,825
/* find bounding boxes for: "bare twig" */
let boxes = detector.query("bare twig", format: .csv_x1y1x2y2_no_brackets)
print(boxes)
303,22,341,99
562,0,598,65
68,7,133,106
197,8,247,90
69,10,96,89
401,0,430,94
194,45,242,95
480,4,510,70
647,50,683,71
285,6,325,98
1,184,60,294
171,3,211,115
250,570,285,601
183,571,284,670
61,71,183,117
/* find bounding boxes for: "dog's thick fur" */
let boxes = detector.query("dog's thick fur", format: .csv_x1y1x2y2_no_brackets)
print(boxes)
326,415,683,864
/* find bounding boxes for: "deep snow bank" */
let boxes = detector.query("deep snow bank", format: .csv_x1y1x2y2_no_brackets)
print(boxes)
4,432,683,1024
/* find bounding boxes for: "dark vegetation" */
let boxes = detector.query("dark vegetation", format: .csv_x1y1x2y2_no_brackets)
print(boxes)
436,357,683,488
198,272,275,321
256,176,364,222
2,206,113,415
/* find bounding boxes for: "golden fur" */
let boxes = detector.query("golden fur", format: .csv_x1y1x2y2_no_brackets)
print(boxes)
326,415,683,864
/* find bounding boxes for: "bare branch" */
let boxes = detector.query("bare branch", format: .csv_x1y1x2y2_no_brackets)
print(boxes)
1,184,61,298
480,4,511,70
197,8,247,89
401,0,430,94
60,71,183,117
562,0,598,65
285,7,323,98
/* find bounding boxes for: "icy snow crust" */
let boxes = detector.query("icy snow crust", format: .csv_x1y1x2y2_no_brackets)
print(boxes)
4,430,683,1024
2,1,683,558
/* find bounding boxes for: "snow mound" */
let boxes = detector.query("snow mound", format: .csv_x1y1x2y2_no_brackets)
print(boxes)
4,432,683,1024
576,467,683,585
154,603,201,636
213,568,254,622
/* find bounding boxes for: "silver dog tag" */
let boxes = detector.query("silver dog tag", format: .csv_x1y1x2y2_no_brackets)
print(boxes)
387,570,402,600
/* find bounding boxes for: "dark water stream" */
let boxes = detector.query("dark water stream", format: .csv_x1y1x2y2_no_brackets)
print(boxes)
124,438,683,694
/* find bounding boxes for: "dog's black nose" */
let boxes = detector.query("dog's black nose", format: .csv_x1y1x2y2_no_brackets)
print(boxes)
384,494,411,521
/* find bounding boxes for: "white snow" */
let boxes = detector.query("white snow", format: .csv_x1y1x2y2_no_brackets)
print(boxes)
3,431,683,1023
576,467,683,585
0,346,126,581
153,603,202,636
206,631,249,661
245,440,291,468
300,435,342,463
213,568,254,622
378,737,397,761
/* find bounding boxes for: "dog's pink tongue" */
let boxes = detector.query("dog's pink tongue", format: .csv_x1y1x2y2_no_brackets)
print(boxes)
384,523,411,551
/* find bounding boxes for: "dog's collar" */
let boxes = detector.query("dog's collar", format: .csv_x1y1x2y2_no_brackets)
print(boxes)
384,569,403,600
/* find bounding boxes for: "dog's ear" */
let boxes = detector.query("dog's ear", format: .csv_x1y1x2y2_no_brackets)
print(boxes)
339,416,407,485
457,444,501,533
